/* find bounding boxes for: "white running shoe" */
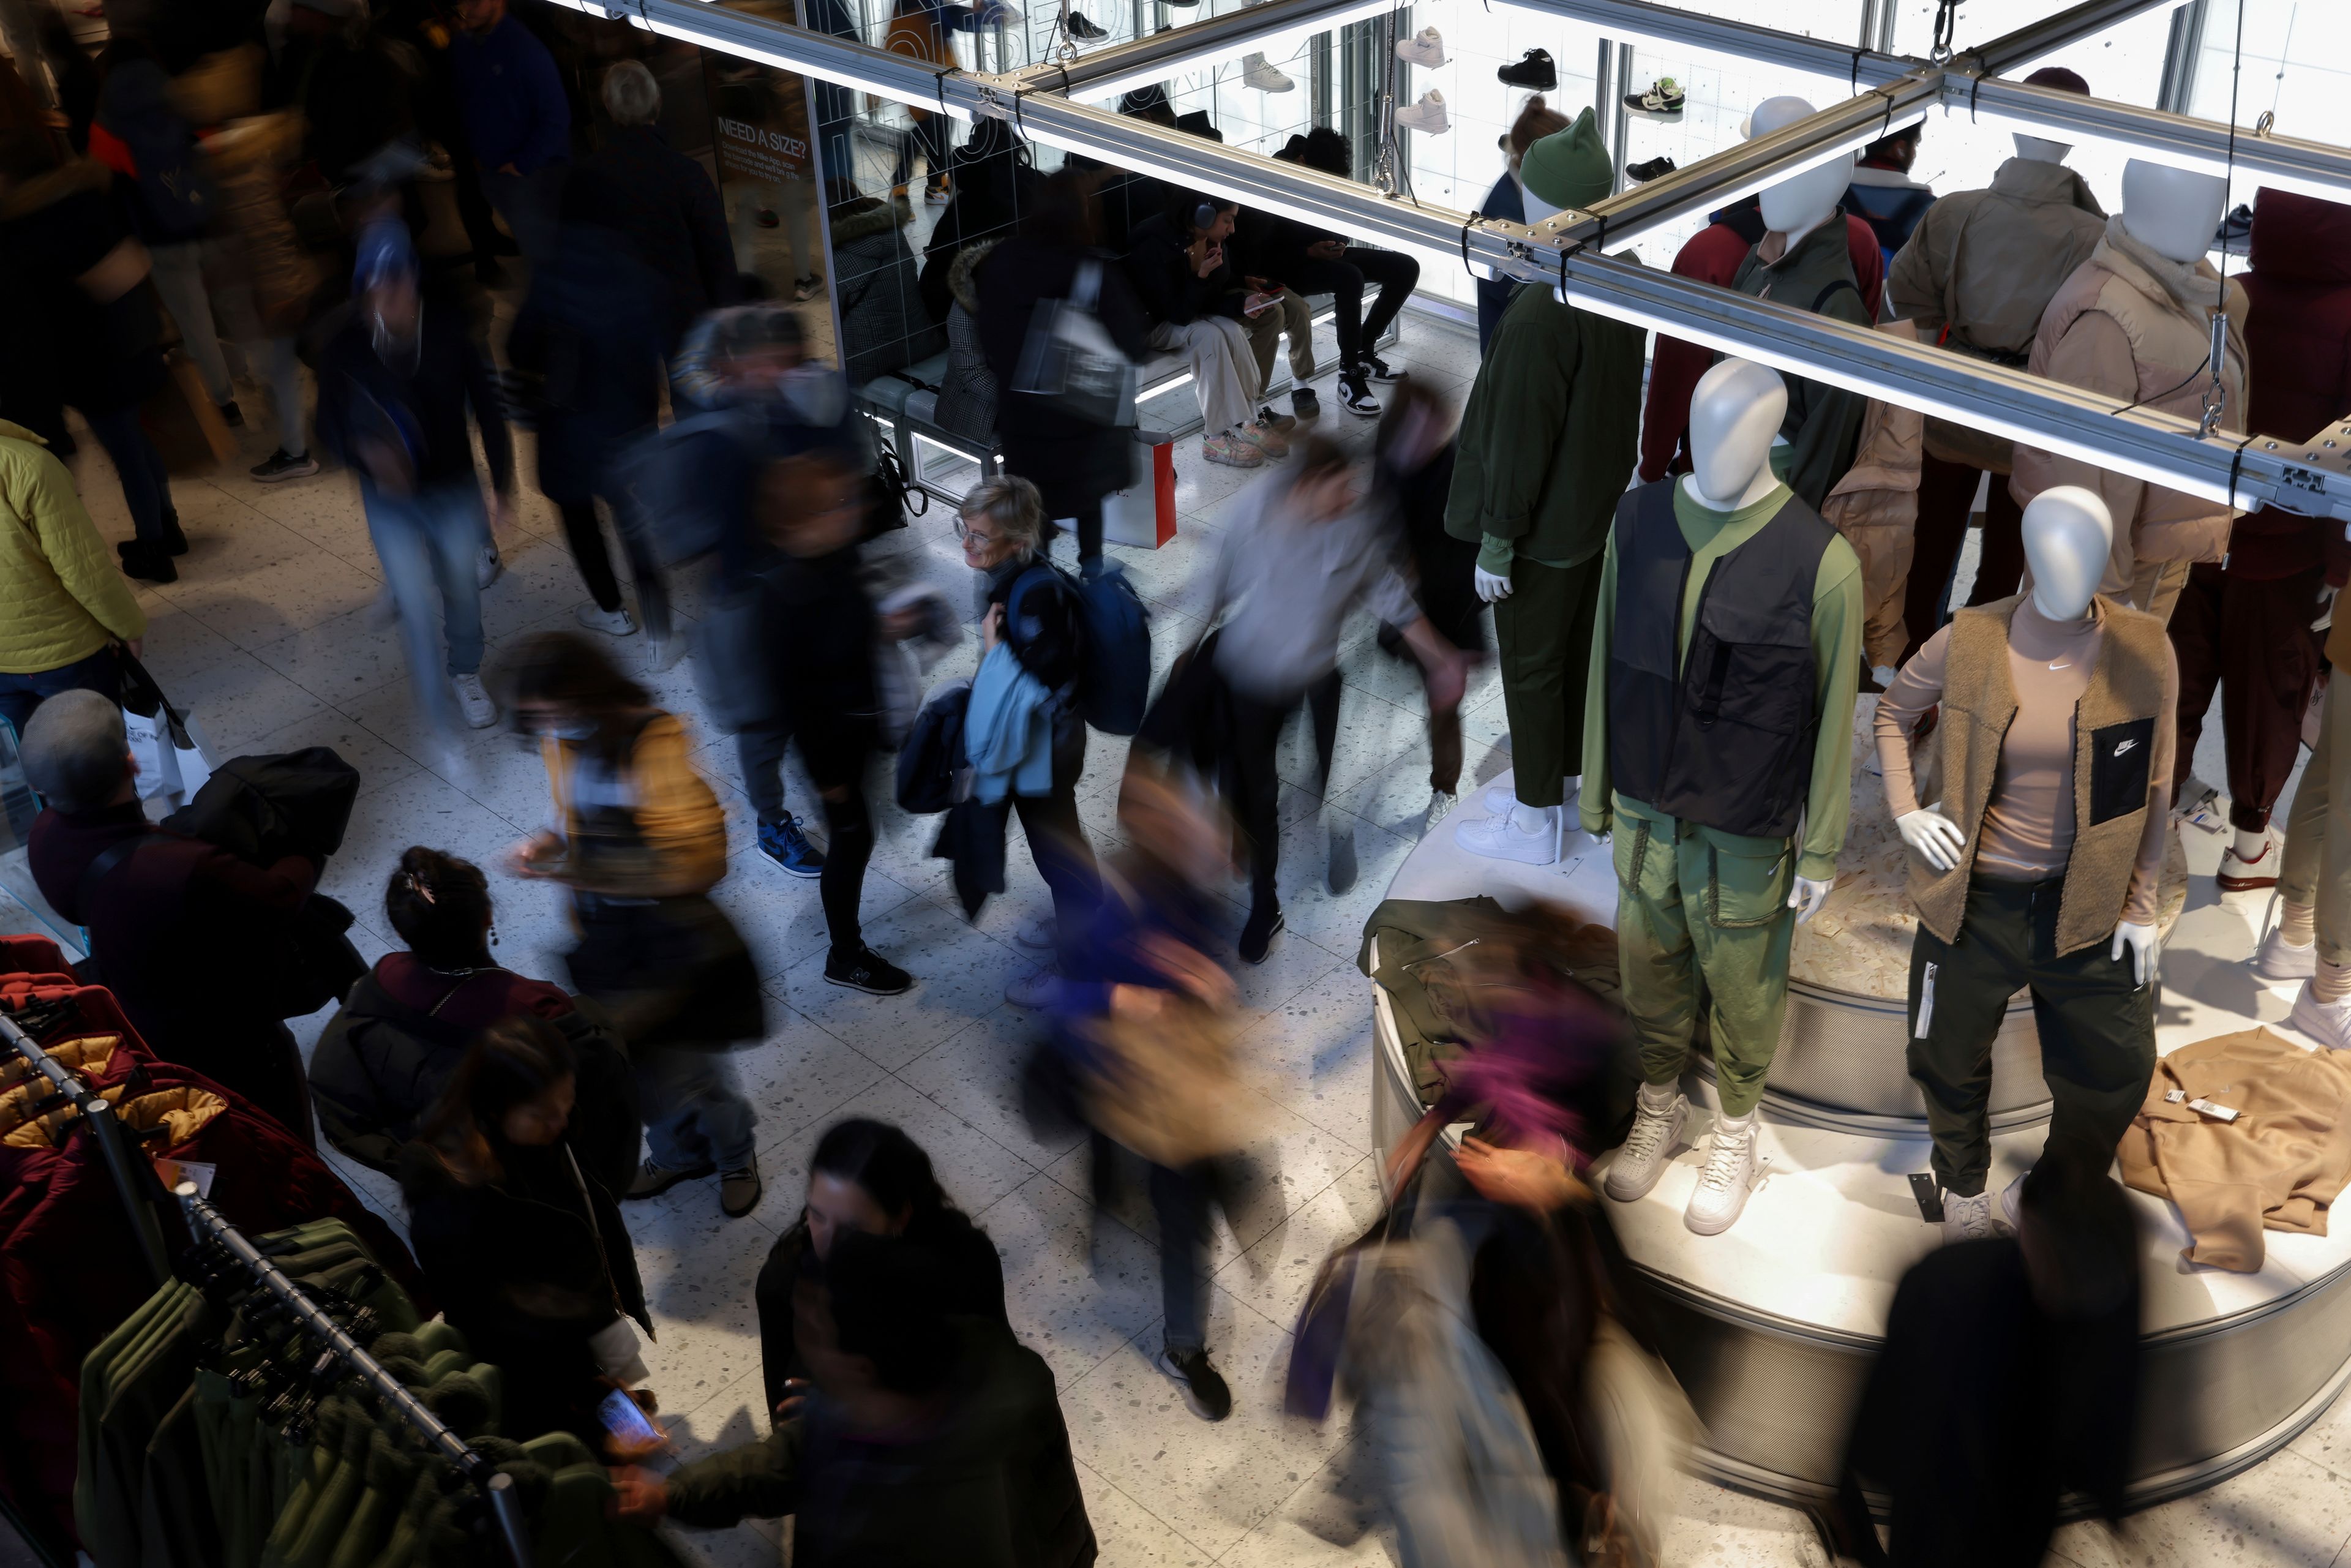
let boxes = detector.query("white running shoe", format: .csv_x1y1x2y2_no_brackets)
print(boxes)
452,672,498,729
1395,90,1450,135
1685,1113,1760,1236
1481,777,1579,817
2290,981,2351,1051
1602,1084,1687,1202
477,542,503,590
576,602,638,637
1393,26,1445,66
1999,1172,2026,1234
1453,801,1559,865
1242,53,1294,91
1941,1188,2001,1245
2253,910,2318,983
2217,827,2284,892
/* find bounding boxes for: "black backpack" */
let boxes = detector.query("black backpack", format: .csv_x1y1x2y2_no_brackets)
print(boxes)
895,680,973,814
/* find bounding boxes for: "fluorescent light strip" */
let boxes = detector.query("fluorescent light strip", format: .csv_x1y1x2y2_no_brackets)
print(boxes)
1067,0,1400,100
1935,98,2351,206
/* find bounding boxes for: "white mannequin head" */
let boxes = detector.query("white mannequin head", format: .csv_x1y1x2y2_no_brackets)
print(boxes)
2014,133,2072,165
2118,159,2229,264
1747,96,1853,242
2021,486,2114,621
1683,359,1787,511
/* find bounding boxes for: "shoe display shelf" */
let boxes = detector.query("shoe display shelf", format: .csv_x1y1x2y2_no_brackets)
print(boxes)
1369,726,2351,1513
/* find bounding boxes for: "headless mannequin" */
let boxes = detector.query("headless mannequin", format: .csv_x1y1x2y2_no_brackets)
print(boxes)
2013,132,2072,165
1894,488,2160,980
2116,159,2228,264
1749,96,1854,252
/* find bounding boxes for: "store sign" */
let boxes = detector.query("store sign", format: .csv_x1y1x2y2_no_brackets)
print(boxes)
709,74,812,183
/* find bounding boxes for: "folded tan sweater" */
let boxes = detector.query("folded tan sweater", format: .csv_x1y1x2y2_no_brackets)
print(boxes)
2117,1027,2351,1272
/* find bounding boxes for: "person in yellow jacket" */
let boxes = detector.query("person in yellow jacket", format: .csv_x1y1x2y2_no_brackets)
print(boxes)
0,419,144,738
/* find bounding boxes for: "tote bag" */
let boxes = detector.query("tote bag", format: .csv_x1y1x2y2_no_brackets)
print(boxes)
1009,260,1136,429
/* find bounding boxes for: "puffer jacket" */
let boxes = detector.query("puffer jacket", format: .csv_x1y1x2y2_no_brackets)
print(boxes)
2240,187,2351,586
2010,216,2249,589
832,193,943,385
0,421,144,675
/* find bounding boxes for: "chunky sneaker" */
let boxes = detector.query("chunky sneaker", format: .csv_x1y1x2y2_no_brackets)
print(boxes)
250,447,319,482
1358,353,1401,383
1237,421,1289,459
825,944,913,996
1334,372,1380,417
1421,789,1455,835
1242,53,1294,91
1454,801,1561,865
1626,154,1679,182
477,542,503,590
576,601,638,637
2253,899,2319,982
792,274,825,301
626,1157,716,1201
720,1162,763,1218
1940,1188,2002,1245
452,672,498,729
1256,404,1297,433
1393,26,1445,66
1685,1112,1761,1236
2290,981,2351,1051
1999,1173,2025,1234
1603,1084,1687,1202
1202,430,1264,468
1290,386,1320,417
1239,903,1284,965
1326,816,1357,895
1625,77,1685,117
757,814,826,879
1497,48,1556,90
2218,828,2284,892
1006,964,1059,1008
1015,913,1058,952
1156,1346,1233,1421
1065,7,1108,37
1394,90,1449,135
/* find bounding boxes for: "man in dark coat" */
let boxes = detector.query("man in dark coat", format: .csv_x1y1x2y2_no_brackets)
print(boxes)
579,60,738,348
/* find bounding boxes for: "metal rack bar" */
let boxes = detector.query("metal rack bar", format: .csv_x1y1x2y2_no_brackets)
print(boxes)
1,1011,170,1287
173,1185,534,1568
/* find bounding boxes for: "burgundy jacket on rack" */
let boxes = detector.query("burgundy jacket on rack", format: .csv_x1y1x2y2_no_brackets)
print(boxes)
2234,188,2351,583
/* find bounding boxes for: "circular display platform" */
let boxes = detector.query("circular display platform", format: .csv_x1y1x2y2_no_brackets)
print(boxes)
1373,762,2351,1509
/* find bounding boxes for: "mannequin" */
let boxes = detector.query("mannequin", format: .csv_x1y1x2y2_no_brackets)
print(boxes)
1448,108,1644,866
2011,157,2245,624
1876,486,2177,1242
1887,64,2106,664
1730,96,1873,511
1583,357,1865,1237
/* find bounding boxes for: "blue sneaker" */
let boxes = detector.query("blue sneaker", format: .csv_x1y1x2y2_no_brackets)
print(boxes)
757,815,825,879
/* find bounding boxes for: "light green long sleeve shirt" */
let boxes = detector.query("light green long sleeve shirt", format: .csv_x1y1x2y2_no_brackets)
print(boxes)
1580,478,1864,882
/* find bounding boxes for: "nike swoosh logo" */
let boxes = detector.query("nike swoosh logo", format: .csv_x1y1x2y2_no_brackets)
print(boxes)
2115,738,2138,756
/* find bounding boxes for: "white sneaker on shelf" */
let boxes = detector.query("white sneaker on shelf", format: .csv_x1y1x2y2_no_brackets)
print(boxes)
477,543,503,590
2290,981,2351,1051
1602,1084,1687,1202
1940,1188,2002,1245
1480,776,1579,818
2252,905,2317,983
1453,801,1559,865
1395,90,1450,134
1393,26,1445,66
576,601,638,637
1421,789,1455,836
452,672,498,729
1684,1113,1761,1236
1242,53,1294,91
1014,913,1057,953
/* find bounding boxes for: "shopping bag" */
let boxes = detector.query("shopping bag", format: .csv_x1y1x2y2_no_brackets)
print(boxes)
1101,429,1177,549
1009,260,1138,429
119,653,217,808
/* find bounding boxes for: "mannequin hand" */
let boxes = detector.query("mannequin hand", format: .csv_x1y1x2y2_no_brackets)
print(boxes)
1788,875,1833,924
2111,920,2159,986
1474,565,1513,603
1896,808,1967,871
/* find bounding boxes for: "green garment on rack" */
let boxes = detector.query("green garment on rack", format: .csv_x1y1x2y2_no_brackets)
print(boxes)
362,1469,441,1568
138,1385,222,1568
77,1280,217,1568
193,1368,276,1568
284,1406,375,1568
322,1437,413,1568
260,1400,351,1568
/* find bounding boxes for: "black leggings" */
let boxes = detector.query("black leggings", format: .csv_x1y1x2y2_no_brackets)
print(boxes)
1228,670,1342,909
817,782,876,954
1284,247,1420,372
1043,497,1105,565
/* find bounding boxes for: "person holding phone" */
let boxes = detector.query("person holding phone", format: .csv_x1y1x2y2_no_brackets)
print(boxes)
1120,191,1289,470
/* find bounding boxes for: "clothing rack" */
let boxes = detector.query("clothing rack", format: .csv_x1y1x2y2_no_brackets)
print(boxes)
172,1184,534,1568
0,1010,171,1288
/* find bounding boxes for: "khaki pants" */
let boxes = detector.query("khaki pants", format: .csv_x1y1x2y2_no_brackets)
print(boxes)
1493,554,1602,809
2282,672,2351,964
1240,288,1317,391
1612,798,1796,1119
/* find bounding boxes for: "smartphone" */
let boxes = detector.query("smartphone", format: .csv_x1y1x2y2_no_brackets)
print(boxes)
1243,291,1281,317
598,1388,665,1452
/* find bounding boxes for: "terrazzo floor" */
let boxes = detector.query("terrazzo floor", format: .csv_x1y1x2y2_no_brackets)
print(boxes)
40,302,2351,1568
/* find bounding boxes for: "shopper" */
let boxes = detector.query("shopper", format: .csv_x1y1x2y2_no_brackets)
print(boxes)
752,450,912,996
448,0,569,266
0,419,143,737
310,846,640,1197
918,114,1037,324
1123,192,1286,470
1472,94,1567,353
1265,127,1422,417
399,1015,654,1449
317,220,514,735
753,1118,1007,1417
582,61,738,349
1834,1150,2140,1568
1204,437,1468,961
955,476,1101,1003
611,1230,1097,1568
506,167,668,639
973,169,1147,569
21,690,322,1138
499,629,768,1218
1844,124,1934,260
1373,378,1479,823
263,0,412,186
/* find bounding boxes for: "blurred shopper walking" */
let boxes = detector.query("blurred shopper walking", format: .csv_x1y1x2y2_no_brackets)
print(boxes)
449,0,569,266
582,61,738,350
1373,377,1480,825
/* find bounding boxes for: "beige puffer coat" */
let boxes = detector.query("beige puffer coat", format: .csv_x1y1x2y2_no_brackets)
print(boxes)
0,421,146,675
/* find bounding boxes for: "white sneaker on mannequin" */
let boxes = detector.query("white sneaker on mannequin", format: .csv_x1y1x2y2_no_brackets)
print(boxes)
1482,776,1579,817
1455,801,1561,865
1685,1112,1761,1235
1602,1082,1687,1201
1999,1172,2026,1234
2253,923,2317,983
2290,981,2351,1051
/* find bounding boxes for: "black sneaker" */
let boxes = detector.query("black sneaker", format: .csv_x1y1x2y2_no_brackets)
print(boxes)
626,1157,716,1201
1291,386,1320,417
824,944,914,996
1256,403,1297,432
1065,8,1108,37
250,448,320,482
1498,48,1556,90
1335,373,1380,417
1626,154,1679,182
1239,903,1284,965
218,399,244,428
159,509,187,556
116,541,176,584
1155,1346,1233,1421
1359,353,1401,383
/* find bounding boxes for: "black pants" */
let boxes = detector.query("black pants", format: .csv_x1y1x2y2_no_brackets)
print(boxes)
986,722,1100,969
791,711,877,956
1284,247,1420,372
1907,876,2156,1197
558,495,670,639
1043,496,1104,566
1902,449,2025,664
1229,670,1341,910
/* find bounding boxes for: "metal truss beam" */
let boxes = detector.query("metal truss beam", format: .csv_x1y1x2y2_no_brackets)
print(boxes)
1018,0,1393,97
1956,0,2183,78
1483,0,1917,90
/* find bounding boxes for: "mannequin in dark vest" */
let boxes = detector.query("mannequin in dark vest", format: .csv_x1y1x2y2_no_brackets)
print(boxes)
1583,356,1865,1237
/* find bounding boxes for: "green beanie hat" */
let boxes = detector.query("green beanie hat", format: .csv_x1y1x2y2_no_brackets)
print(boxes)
1520,105,1613,215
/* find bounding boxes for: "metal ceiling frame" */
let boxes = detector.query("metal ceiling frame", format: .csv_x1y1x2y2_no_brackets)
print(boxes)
552,0,2351,520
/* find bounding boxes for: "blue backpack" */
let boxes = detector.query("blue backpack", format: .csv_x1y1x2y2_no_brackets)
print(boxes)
1003,561,1152,737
